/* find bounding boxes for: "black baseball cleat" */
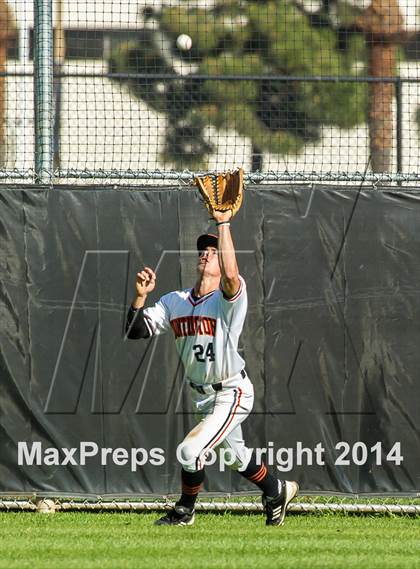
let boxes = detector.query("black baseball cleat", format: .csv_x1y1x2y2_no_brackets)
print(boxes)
263,480,299,526
154,504,195,526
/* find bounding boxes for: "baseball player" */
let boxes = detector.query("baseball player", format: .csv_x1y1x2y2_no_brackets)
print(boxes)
126,209,298,526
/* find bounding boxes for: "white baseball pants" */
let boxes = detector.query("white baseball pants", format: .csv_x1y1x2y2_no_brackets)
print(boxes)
177,373,254,472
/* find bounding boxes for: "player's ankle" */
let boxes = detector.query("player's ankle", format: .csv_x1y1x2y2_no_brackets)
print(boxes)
177,496,197,511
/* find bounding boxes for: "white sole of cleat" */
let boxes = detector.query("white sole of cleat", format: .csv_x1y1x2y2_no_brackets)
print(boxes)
279,480,299,525
180,514,195,526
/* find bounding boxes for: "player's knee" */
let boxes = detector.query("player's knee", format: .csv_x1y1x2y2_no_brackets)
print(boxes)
218,447,238,471
232,447,254,472
176,440,200,471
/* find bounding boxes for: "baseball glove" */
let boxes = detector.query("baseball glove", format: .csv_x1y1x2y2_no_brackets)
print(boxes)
195,167,244,217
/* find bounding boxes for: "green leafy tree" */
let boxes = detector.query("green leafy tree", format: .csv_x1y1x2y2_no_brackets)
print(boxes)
109,0,368,170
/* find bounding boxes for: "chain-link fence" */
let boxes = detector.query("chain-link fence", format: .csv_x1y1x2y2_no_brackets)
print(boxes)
1,496,419,516
1,1,420,184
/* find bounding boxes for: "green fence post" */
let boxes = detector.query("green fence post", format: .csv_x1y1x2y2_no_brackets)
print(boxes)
34,0,53,183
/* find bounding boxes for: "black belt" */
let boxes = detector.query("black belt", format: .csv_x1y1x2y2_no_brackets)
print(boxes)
190,369,246,394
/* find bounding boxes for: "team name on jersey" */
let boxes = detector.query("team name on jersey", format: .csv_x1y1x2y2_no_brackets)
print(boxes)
170,316,216,339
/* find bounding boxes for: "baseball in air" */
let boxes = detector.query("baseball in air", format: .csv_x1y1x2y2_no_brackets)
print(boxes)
176,34,192,51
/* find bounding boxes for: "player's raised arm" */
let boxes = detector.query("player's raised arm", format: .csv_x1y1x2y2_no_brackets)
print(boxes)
212,210,240,298
195,168,244,299
125,267,156,339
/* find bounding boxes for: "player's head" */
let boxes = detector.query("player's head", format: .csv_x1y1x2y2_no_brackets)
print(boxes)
196,233,220,278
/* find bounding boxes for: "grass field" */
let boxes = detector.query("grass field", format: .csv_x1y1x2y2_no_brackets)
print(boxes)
0,511,419,569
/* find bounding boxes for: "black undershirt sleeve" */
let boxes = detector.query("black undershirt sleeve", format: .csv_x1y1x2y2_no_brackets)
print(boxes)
125,306,151,339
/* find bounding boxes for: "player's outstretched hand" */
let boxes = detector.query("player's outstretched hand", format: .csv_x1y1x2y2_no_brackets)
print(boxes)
135,267,156,298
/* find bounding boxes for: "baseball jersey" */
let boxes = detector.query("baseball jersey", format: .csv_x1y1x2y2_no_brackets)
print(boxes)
143,276,247,385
